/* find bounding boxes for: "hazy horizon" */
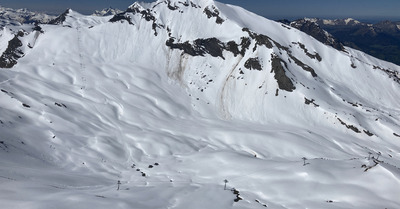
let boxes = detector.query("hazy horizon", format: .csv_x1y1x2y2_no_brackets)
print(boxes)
1,0,400,22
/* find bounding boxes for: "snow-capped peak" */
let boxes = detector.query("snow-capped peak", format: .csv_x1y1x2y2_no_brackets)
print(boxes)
0,5,56,26
322,19,335,25
128,2,147,10
344,17,360,25
303,17,318,23
48,9,83,25
92,7,123,16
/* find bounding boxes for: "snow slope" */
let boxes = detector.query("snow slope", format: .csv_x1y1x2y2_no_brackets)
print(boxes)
1,0,400,208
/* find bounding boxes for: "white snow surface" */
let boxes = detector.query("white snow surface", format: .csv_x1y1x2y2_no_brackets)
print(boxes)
1,0,400,208
0,27,14,54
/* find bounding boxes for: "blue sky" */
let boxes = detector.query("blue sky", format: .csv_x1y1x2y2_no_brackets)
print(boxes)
1,0,400,21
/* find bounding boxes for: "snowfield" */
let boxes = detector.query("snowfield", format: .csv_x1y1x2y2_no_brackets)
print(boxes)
1,0,400,208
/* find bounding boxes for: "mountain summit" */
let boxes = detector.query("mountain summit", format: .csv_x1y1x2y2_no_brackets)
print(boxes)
1,1,400,208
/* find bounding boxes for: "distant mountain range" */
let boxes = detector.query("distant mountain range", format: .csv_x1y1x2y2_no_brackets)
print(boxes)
0,6,123,27
0,5,55,26
92,7,123,17
280,18,400,65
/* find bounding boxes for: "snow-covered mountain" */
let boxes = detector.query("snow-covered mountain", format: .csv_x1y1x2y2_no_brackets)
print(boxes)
0,5,55,27
292,17,363,27
92,7,123,17
314,17,400,34
319,18,362,26
281,17,400,65
278,18,344,51
1,0,400,208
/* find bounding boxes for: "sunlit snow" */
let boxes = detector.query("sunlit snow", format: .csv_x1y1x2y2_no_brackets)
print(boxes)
1,0,400,208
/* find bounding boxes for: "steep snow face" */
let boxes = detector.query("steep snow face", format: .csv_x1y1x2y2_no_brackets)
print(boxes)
1,0,400,209
106,0,400,128
0,27,15,54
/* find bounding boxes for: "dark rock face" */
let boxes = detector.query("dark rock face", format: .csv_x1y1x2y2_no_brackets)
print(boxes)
109,13,134,25
0,31,24,68
239,37,251,55
32,24,44,33
194,38,225,58
243,28,318,78
294,19,344,51
225,37,250,57
48,9,70,25
295,42,322,61
373,65,400,84
304,97,319,107
363,130,374,136
166,38,198,55
255,199,268,208
203,6,224,24
271,55,295,92
153,0,192,10
166,37,225,58
109,5,137,24
166,34,253,59
167,1,179,10
279,19,345,51
311,18,400,65
139,9,156,22
110,5,162,35
126,5,141,14
337,118,361,133
288,54,318,77
190,1,200,8
244,57,262,71
253,33,274,50
242,28,273,50
278,19,291,25
226,41,240,57
54,102,67,108
166,37,251,59
179,1,189,7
